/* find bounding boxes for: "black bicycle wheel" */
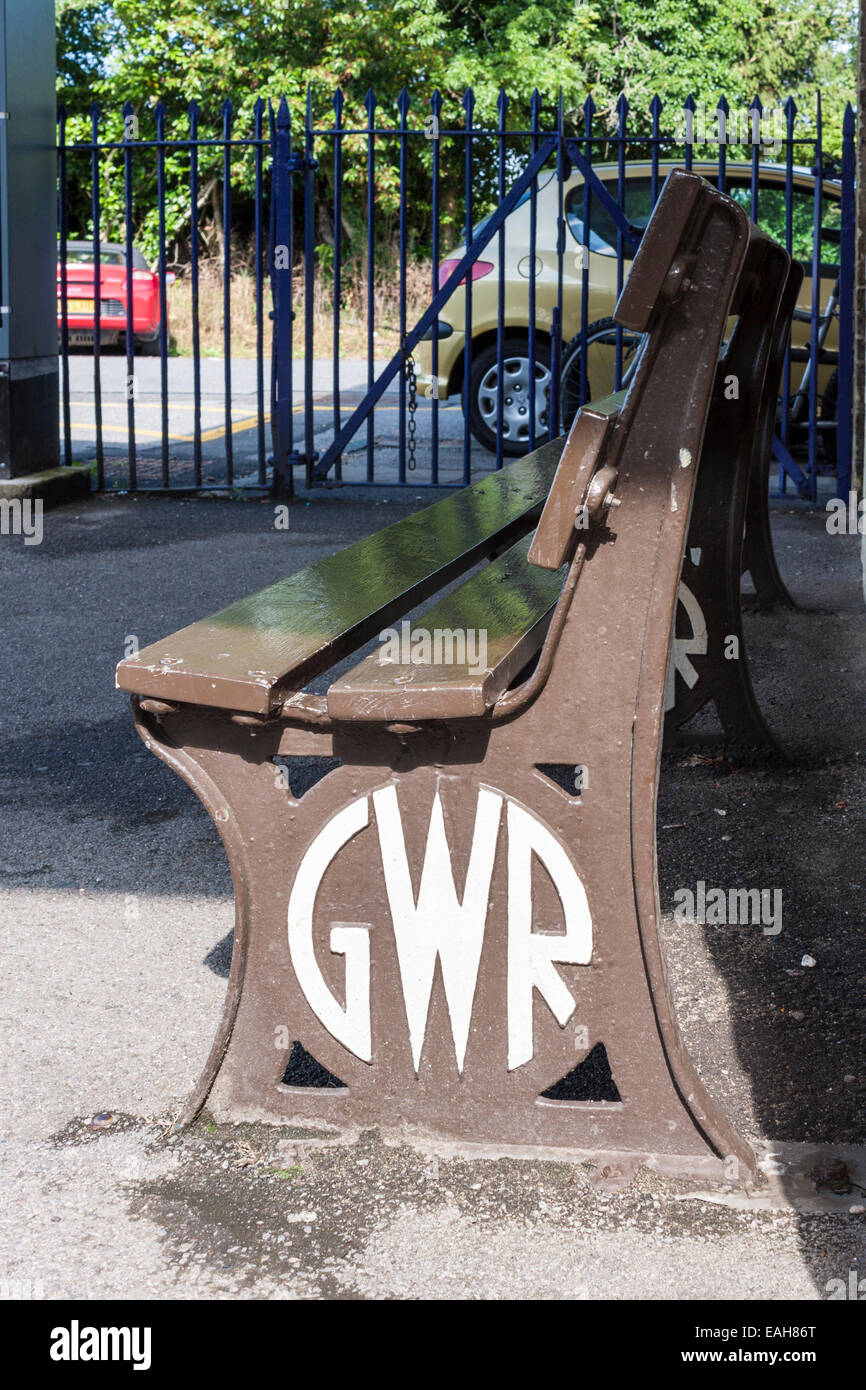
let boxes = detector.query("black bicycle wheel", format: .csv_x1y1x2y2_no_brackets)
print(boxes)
560,317,643,430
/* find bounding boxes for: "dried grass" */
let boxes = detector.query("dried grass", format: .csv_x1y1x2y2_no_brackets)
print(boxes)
166,254,434,359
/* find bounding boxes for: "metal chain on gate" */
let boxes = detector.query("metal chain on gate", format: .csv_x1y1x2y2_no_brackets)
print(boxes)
403,336,418,471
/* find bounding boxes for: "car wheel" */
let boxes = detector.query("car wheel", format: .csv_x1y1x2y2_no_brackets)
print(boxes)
135,332,161,357
467,338,551,456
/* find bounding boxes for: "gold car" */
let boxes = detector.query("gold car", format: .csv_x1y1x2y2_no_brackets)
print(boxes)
417,161,842,455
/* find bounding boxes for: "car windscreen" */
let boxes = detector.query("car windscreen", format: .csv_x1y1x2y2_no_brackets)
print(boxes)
65,249,126,266
565,177,654,258
564,173,841,265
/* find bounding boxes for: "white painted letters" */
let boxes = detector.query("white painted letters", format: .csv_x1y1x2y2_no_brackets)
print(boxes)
374,784,500,1072
664,579,708,712
506,801,593,1069
287,797,372,1061
287,786,593,1071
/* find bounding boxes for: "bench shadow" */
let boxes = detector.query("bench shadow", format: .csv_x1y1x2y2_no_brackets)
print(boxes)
656,511,866,1297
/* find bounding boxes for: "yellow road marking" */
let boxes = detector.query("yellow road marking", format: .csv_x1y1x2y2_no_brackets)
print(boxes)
67,422,169,438
65,415,275,443
63,401,457,443
66,420,262,443
196,414,270,442
70,400,229,415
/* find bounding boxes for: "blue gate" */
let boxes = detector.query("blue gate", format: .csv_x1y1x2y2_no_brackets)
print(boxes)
57,89,855,501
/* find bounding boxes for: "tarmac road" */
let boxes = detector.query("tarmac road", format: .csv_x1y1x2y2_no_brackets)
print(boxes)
62,354,491,489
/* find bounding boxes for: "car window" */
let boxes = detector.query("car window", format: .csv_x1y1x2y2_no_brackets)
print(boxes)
65,249,126,266
566,177,654,257
726,181,841,263
564,173,841,265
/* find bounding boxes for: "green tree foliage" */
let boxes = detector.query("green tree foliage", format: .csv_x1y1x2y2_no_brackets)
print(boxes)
56,0,856,260
57,0,856,127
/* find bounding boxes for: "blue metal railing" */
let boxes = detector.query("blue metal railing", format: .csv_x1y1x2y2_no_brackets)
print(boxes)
56,89,855,499
56,99,271,492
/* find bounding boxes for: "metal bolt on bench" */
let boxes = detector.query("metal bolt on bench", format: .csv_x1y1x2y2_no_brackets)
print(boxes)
117,171,799,1181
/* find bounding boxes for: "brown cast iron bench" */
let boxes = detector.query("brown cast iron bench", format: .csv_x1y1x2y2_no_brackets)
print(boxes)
117,170,798,1181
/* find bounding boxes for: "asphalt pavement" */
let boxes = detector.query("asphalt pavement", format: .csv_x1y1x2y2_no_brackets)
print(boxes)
62,354,487,489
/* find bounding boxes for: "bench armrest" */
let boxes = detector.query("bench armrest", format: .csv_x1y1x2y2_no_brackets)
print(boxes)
528,391,625,571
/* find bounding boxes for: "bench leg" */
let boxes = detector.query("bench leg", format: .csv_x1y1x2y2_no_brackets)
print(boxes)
742,260,804,612
742,442,797,611
665,240,793,753
135,698,755,1181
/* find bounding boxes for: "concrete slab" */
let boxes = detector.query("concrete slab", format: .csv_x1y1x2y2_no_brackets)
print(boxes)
0,464,89,506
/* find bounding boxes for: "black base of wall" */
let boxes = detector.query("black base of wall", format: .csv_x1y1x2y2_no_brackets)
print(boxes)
0,357,60,478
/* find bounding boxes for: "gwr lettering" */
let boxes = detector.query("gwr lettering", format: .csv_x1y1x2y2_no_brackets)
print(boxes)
287,787,593,1072
664,580,708,711
375,785,498,1072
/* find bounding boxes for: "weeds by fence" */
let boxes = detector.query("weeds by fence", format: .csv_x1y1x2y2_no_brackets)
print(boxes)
162,255,432,360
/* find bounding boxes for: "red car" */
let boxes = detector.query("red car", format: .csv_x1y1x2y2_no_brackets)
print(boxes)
57,241,173,354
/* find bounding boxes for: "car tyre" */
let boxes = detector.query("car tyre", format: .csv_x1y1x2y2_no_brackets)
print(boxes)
467,337,552,456
560,317,643,430
135,332,161,357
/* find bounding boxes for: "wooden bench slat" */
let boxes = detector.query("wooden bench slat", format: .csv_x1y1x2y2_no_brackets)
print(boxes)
116,439,564,714
326,536,567,721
